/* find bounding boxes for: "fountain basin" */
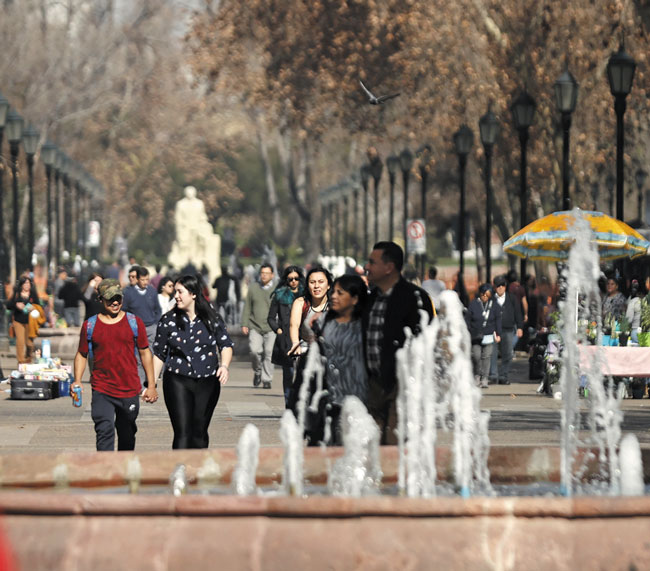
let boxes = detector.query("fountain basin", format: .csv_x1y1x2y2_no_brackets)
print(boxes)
1,446,650,570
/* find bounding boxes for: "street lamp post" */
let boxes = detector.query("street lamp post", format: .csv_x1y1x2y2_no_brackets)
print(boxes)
54,151,63,267
453,125,474,283
416,144,432,278
61,155,72,255
399,149,413,252
0,93,8,335
360,164,371,256
352,183,359,260
510,91,536,279
343,193,349,256
41,142,57,276
6,109,24,279
479,105,499,284
367,152,383,244
386,155,399,241
606,173,616,215
607,42,636,222
554,68,579,211
22,124,40,269
635,168,647,222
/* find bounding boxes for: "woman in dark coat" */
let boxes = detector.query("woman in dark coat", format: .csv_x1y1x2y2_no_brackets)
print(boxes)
267,265,304,407
465,283,501,389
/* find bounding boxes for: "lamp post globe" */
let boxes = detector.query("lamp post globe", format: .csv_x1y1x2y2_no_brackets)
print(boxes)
453,125,474,282
510,90,536,279
607,42,636,222
479,106,499,283
554,68,579,211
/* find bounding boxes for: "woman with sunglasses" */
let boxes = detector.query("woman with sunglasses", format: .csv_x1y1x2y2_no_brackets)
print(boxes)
267,266,305,406
152,274,233,449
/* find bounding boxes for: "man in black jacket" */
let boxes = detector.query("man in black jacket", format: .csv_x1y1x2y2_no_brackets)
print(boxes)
363,241,434,444
489,275,524,385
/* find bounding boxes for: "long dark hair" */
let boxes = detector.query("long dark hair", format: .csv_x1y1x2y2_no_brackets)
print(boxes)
173,274,222,335
325,274,368,322
272,265,305,305
303,266,333,307
15,276,37,303
157,276,173,295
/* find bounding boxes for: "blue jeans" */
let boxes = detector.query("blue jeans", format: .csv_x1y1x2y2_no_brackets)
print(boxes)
489,328,515,382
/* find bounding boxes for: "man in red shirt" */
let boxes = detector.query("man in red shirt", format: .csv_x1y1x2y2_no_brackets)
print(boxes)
71,279,158,451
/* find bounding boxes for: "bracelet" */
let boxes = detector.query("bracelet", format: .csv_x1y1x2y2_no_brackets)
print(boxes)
221,365,229,370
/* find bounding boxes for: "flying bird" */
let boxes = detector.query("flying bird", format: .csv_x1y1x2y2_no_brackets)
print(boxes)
359,80,400,105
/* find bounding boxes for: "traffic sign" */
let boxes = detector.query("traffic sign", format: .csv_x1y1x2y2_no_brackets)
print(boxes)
406,218,426,254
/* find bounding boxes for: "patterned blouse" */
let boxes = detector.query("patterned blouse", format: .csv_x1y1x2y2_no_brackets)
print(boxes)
153,311,234,378
318,317,368,406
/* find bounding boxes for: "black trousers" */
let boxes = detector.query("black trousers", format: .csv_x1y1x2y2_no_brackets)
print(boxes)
163,371,221,449
91,390,140,451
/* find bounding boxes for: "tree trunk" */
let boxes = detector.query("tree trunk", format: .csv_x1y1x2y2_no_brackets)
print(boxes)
254,113,282,240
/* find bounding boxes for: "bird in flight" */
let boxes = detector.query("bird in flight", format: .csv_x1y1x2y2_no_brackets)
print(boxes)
359,80,400,105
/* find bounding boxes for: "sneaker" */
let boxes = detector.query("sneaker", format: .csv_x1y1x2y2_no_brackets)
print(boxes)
479,380,489,389
497,379,511,385
262,381,271,389
253,374,261,387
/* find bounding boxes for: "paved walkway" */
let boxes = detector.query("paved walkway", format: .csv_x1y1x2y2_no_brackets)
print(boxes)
1,342,649,453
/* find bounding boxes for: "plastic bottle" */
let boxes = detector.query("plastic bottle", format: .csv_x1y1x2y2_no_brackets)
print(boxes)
72,386,82,408
42,339,51,359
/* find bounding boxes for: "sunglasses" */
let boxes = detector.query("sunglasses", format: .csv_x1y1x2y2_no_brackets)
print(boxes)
287,277,300,282
104,296,123,305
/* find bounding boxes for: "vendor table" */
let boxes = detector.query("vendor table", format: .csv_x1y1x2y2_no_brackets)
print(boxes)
578,345,650,378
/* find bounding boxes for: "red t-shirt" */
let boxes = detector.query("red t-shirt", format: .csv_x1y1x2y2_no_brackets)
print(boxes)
78,313,149,398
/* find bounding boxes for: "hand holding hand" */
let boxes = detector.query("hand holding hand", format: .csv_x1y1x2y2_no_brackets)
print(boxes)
142,387,158,403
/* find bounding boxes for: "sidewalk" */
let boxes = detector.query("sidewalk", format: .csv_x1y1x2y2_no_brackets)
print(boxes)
0,346,649,453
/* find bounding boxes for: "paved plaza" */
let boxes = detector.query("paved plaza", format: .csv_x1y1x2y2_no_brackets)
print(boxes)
1,334,650,453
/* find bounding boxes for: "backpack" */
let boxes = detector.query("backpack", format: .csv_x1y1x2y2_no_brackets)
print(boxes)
86,312,139,360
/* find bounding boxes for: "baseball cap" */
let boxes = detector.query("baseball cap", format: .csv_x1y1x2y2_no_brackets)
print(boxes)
98,279,122,300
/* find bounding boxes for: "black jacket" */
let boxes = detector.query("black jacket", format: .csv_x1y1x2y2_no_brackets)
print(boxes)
495,292,523,330
362,278,434,393
465,297,502,342
267,291,294,367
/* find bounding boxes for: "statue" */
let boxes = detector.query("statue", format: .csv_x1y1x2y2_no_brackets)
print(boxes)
168,186,221,285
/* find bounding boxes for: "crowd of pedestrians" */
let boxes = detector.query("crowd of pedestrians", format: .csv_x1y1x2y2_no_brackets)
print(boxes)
11,242,650,452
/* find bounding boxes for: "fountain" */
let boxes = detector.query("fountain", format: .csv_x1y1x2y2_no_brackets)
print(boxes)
1,210,649,568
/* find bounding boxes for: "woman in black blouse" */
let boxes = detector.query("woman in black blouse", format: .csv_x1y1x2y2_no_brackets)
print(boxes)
152,274,233,449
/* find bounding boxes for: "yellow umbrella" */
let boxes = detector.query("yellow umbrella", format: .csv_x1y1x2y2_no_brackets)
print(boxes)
503,210,650,261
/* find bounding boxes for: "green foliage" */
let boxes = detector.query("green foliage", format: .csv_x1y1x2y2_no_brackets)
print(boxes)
618,315,632,335
641,298,650,333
